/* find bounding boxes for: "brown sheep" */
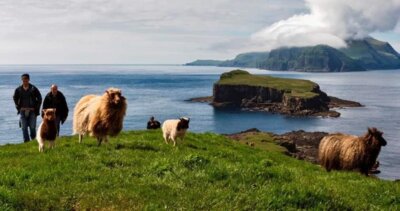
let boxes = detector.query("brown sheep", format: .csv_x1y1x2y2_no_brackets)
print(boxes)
73,88,127,146
318,127,387,175
37,108,57,152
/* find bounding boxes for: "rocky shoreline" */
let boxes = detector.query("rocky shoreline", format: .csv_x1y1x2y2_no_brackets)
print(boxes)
188,95,362,118
225,128,326,164
188,70,362,118
225,128,382,175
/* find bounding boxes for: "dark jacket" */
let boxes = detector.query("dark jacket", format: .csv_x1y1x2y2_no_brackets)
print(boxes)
147,120,161,129
13,84,42,116
42,91,69,124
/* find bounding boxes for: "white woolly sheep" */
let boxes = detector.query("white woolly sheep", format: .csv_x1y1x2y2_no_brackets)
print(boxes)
73,88,127,146
162,117,190,147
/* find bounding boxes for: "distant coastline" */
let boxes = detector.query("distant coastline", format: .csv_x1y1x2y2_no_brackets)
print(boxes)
186,37,400,72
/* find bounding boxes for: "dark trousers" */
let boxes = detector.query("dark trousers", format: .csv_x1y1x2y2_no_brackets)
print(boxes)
55,116,61,136
20,111,37,142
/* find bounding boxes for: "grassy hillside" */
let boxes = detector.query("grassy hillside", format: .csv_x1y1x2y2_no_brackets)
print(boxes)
341,37,400,69
264,45,365,72
219,52,270,68
186,37,400,71
185,60,224,66
217,70,319,98
0,130,399,210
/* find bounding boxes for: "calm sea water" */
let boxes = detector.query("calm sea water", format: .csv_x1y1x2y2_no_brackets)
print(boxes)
0,65,399,180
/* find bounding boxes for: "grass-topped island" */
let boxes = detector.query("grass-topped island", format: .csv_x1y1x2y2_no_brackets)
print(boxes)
0,130,399,210
191,70,361,117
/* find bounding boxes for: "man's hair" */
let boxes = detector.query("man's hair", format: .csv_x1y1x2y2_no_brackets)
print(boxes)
21,73,30,79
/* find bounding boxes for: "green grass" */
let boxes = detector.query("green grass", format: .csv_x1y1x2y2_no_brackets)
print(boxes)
232,132,287,153
0,130,399,210
217,70,319,98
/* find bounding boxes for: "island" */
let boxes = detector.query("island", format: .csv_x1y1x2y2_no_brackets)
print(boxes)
186,37,400,72
189,70,361,117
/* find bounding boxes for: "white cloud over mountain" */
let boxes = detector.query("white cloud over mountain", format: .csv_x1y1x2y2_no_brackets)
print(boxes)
251,0,400,50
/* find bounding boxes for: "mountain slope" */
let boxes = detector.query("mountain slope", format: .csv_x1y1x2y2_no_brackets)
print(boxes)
185,60,224,66
186,37,400,72
340,37,400,69
263,45,365,72
219,52,269,68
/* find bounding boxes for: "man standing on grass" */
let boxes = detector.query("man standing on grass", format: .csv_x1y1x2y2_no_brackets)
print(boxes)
13,73,42,142
42,84,69,136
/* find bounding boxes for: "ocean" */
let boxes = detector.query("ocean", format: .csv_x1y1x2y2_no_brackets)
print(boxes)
0,64,399,180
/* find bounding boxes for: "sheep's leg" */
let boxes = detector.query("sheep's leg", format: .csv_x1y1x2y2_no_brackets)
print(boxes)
39,143,44,152
163,133,169,144
37,136,44,152
49,141,55,149
104,136,109,144
324,160,332,172
171,137,177,147
79,134,83,143
361,167,369,176
97,137,102,146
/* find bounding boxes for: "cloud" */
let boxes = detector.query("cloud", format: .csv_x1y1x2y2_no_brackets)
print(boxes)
0,0,306,63
0,0,398,63
251,0,400,50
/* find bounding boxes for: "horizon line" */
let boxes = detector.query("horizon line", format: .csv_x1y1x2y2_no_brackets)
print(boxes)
0,63,184,66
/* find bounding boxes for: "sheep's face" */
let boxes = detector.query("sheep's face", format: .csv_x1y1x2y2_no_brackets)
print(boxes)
368,127,387,146
105,88,126,107
177,117,190,131
43,108,56,121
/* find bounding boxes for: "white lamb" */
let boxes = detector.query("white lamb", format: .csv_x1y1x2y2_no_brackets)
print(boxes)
162,117,190,146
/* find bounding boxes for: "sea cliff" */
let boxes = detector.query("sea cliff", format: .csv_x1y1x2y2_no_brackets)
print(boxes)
190,70,361,117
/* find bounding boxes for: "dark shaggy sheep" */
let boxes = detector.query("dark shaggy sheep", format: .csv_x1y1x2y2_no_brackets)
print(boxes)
318,127,387,175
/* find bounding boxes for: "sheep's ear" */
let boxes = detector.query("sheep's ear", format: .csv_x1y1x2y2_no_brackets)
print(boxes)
42,109,46,113
368,127,373,134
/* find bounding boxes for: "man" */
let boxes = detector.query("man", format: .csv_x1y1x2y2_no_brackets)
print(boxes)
42,84,69,136
147,116,161,129
13,73,42,142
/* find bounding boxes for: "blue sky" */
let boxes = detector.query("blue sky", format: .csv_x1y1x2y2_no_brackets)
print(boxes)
0,0,398,64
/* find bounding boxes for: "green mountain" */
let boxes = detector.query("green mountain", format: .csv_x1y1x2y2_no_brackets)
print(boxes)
340,37,400,69
185,59,224,66
219,52,269,68
264,45,365,72
186,37,400,72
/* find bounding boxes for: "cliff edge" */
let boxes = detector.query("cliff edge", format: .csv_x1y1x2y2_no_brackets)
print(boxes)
190,70,361,117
